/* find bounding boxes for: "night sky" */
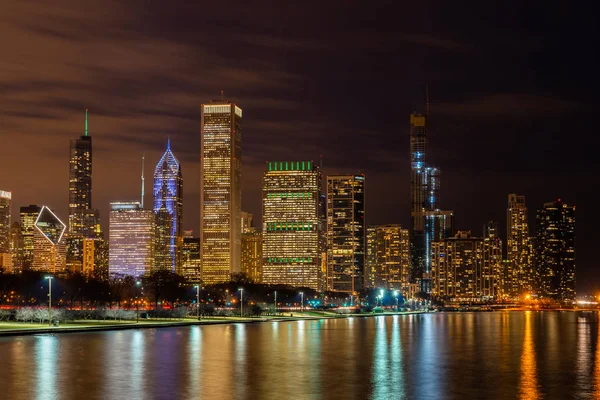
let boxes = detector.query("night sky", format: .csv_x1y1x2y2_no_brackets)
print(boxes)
1,2,598,293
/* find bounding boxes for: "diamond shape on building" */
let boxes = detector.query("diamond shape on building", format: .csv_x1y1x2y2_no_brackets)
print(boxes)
35,206,66,245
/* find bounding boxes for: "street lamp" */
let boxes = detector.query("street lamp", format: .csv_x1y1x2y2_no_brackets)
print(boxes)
136,281,141,322
194,285,201,319
393,290,399,311
238,288,244,317
300,292,304,312
46,276,53,326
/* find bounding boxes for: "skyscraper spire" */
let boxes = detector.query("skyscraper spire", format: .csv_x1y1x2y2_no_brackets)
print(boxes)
141,153,145,209
167,136,171,150
85,109,89,136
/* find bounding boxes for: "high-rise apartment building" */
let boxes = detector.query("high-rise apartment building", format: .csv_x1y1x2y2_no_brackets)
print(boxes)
507,194,534,296
262,161,323,290
241,227,262,283
153,140,183,273
20,205,41,271
181,235,201,283
365,225,411,292
431,231,501,301
534,199,576,302
200,100,242,284
0,190,11,254
32,206,67,273
108,202,154,277
326,175,365,293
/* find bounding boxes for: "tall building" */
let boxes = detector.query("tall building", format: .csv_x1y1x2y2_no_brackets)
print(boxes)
326,175,365,293
32,206,67,273
0,191,11,270
153,140,183,273
507,194,534,296
241,211,254,233
108,202,154,277
181,235,201,283
241,227,262,283
20,205,41,271
366,225,411,292
9,222,22,273
200,100,242,284
409,100,449,292
534,199,576,302
262,161,323,290
431,230,501,301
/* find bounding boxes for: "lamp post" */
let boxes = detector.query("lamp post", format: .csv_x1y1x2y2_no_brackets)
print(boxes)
136,281,141,322
46,276,53,326
274,290,277,314
300,291,304,313
239,288,244,317
194,285,200,319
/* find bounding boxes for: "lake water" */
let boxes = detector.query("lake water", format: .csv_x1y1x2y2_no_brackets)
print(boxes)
0,312,598,399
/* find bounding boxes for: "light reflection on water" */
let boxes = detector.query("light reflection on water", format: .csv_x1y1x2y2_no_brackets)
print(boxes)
1,312,600,399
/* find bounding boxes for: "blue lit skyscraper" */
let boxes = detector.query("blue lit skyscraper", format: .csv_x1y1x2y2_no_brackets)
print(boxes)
153,139,183,273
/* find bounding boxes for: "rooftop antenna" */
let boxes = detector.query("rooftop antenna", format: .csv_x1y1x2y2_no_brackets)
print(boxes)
167,136,171,150
85,109,89,136
141,153,145,208
320,154,323,169
220,90,224,101
425,84,430,117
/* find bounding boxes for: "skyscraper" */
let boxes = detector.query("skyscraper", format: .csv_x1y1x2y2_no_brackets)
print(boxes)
109,202,154,277
262,161,323,290
242,227,262,283
20,205,41,271
153,140,183,273
0,190,11,254
69,110,94,237
326,174,365,293
507,194,534,296
181,234,201,283
9,222,22,273
534,199,576,302
200,100,242,284
32,206,67,273
366,225,411,292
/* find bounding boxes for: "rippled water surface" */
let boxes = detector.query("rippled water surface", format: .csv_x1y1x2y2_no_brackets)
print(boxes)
0,312,598,399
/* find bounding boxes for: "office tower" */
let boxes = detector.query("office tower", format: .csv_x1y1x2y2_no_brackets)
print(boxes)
0,190,11,253
20,205,41,271
365,225,411,292
506,194,534,296
153,140,183,273
181,236,201,283
431,231,501,301
482,221,503,298
262,161,322,290
242,227,262,283
534,199,576,302
108,202,154,277
69,110,94,237
32,206,67,273
200,100,242,284
241,211,254,233
9,222,22,273
325,175,365,293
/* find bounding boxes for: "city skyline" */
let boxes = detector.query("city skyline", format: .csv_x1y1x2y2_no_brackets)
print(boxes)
0,2,591,292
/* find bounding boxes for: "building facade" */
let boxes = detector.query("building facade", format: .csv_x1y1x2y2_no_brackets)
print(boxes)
32,206,67,273
241,227,262,283
20,205,41,271
534,199,576,302
326,175,365,293
507,194,533,297
153,140,183,273
0,190,11,254
181,236,201,283
68,110,93,237
262,161,323,290
200,100,242,284
366,225,411,293
108,202,154,277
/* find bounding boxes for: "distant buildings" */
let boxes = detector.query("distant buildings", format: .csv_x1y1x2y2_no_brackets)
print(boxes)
200,100,242,284
262,161,323,290
242,228,262,283
153,140,183,273
366,225,411,292
507,194,533,297
20,205,41,271
0,191,11,268
181,234,201,283
32,206,67,273
535,199,576,302
108,202,154,277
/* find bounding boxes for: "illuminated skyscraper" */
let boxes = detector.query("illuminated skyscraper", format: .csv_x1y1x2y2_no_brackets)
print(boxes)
431,231,501,301
262,161,323,290
181,235,201,283
326,175,365,293
109,202,154,277
69,110,94,237
32,206,67,273
9,222,22,273
366,225,411,292
200,100,242,284
20,205,41,271
241,211,254,233
242,227,262,283
507,194,534,295
153,140,183,273
0,190,11,254
534,199,576,302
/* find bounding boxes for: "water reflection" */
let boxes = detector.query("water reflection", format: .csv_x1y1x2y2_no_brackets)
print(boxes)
519,311,540,399
35,335,58,400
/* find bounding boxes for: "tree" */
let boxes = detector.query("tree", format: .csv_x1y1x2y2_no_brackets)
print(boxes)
144,270,187,309
251,304,263,317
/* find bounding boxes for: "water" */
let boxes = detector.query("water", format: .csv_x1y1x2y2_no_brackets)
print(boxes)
0,312,598,399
